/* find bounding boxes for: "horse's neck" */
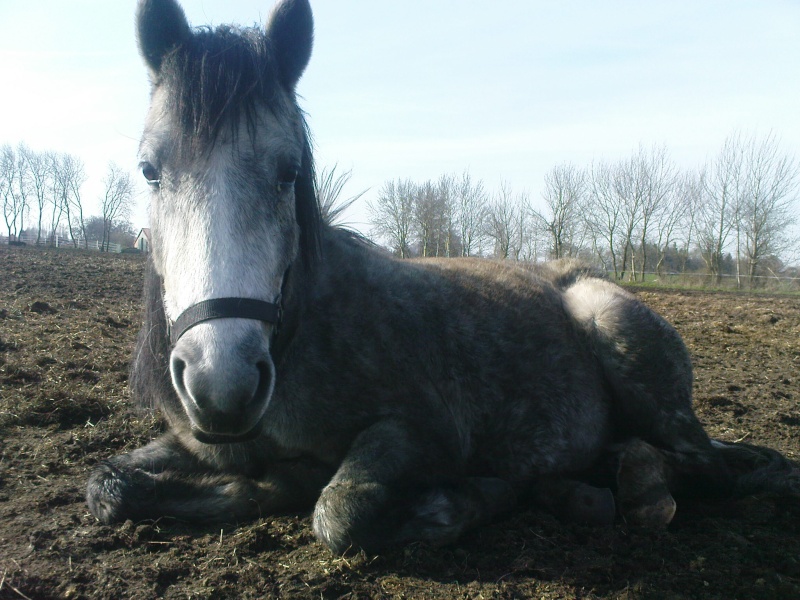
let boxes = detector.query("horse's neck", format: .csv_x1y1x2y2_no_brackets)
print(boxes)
271,224,341,356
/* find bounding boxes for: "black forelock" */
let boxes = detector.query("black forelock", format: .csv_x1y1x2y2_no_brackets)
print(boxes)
159,24,287,148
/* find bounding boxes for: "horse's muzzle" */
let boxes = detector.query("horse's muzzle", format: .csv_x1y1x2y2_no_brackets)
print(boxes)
169,320,275,442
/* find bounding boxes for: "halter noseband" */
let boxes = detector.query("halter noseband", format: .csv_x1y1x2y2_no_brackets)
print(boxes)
168,297,282,345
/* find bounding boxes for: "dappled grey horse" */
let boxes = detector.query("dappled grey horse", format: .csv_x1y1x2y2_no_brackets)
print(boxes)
87,0,799,554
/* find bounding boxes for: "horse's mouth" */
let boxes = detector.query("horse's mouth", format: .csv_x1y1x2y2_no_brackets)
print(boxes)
190,424,261,444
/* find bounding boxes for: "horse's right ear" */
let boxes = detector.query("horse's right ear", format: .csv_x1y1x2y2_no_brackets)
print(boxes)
266,0,314,90
136,0,191,75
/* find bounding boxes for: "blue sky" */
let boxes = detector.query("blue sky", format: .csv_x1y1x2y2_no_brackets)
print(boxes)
1,0,798,233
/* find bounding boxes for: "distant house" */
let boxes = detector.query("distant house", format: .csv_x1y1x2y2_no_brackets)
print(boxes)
134,228,151,253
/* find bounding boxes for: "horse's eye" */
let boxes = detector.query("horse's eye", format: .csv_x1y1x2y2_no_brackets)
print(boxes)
140,162,161,185
276,166,299,194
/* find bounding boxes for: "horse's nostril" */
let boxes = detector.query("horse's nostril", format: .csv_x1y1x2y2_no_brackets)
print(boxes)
170,355,188,397
172,356,186,378
254,360,275,408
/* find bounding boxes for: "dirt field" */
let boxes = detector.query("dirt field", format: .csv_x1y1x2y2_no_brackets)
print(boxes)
1,245,798,600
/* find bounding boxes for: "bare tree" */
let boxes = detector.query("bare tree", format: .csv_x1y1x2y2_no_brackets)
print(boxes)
17,145,54,245
435,174,460,257
697,135,744,284
533,163,586,260
366,133,798,276
630,145,678,280
485,182,523,260
454,171,488,257
413,180,442,257
1,144,21,241
513,190,537,261
677,170,705,274
50,165,68,245
47,153,67,243
613,154,646,281
66,155,88,247
371,173,477,258
100,162,135,251
2,144,32,242
653,170,698,275
368,179,415,257
50,153,87,247
737,133,799,286
586,161,624,278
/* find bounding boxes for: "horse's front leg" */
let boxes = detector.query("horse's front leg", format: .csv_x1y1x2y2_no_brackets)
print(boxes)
311,419,516,554
87,433,332,524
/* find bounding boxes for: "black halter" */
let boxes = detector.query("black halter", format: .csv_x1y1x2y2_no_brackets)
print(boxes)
168,297,282,345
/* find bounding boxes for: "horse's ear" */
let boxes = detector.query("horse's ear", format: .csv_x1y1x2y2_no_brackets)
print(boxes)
266,0,314,90
136,0,192,75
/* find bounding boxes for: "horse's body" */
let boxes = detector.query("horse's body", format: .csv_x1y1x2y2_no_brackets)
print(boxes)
87,0,799,554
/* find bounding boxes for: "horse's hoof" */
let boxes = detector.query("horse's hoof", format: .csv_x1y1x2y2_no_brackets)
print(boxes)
615,439,677,528
623,494,677,529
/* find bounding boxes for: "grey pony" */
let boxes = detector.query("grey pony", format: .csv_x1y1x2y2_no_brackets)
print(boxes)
87,0,799,554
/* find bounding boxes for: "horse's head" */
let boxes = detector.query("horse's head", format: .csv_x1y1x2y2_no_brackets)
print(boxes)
136,0,319,442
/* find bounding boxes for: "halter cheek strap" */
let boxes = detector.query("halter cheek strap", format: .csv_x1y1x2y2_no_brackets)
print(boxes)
168,297,282,345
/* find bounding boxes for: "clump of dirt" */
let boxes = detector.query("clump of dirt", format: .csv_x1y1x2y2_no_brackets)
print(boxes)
0,245,798,599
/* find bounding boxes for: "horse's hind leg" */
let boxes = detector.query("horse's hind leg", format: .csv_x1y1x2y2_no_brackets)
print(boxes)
561,277,698,439
562,278,738,503
612,436,800,528
562,275,800,518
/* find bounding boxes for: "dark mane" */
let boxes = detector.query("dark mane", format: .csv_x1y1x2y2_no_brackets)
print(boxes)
296,120,322,269
160,23,322,269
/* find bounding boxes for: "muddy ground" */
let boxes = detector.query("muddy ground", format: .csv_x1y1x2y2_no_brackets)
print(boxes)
0,245,798,600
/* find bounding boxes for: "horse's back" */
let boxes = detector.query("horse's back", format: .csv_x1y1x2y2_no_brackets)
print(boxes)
298,238,614,478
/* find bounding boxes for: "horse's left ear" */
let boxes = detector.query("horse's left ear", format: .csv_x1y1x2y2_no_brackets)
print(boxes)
266,0,314,90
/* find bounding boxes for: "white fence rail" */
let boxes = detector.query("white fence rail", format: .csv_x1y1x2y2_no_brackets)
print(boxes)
1,233,122,253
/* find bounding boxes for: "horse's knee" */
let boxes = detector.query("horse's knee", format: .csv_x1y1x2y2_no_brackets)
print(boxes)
312,481,390,554
312,477,516,554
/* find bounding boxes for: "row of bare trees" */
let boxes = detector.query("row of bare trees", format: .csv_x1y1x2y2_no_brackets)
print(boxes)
696,133,798,285
1,143,136,251
567,134,798,285
369,172,500,259
366,133,799,286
